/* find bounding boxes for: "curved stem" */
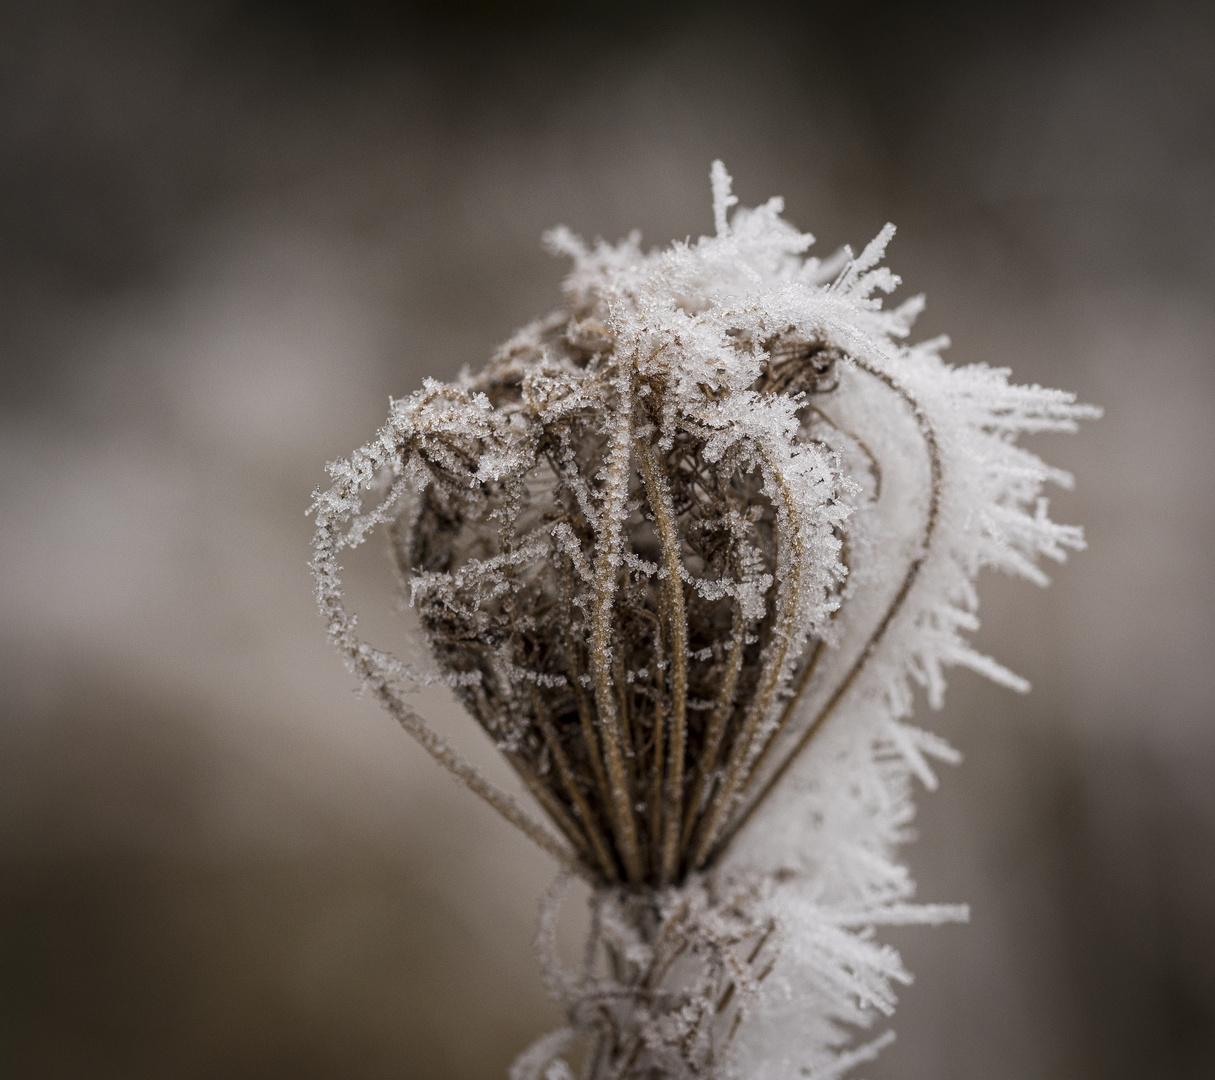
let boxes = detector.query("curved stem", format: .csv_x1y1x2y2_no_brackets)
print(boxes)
738,638,826,795
738,525,852,794
691,444,804,870
707,359,943,862
311,506,590,881
509,751,591,857
377,666,589,876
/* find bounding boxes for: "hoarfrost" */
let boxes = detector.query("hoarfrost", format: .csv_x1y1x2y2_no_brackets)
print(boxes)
309,161,1097,1079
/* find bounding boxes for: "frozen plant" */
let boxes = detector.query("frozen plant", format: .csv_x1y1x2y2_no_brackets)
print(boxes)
309,162,1098,1079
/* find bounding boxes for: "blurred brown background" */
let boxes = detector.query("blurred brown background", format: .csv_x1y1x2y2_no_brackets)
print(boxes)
1,1,1213,1076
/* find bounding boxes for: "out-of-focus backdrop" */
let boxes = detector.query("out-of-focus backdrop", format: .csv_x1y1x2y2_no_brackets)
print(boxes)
1,1,1212,1076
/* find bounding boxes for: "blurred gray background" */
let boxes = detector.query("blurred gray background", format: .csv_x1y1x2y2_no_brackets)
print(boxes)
1,1,1213,1076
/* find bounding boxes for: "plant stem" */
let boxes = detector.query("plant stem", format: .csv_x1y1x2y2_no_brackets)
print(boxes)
590,369,645,883
636,437,688,887
708,360,943,860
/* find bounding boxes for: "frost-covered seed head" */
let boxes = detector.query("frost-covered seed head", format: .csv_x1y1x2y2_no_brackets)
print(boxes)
309,162,1097,1080
403,310,849,887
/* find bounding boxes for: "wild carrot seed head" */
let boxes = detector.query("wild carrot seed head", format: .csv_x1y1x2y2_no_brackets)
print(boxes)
401,311,849,885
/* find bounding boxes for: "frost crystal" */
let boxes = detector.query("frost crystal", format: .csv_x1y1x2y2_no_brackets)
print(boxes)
310,163,1097,1079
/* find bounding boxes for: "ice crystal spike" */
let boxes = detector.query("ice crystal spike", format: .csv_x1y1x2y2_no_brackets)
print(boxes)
310,162,1097,1079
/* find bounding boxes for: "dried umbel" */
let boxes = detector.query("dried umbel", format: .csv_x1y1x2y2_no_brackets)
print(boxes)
404,318,851,888
310,164,1097,1079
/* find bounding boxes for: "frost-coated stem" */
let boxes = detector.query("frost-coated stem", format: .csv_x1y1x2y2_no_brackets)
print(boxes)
590,369,644,883
508,752,591,858
681,599,744,852
567,631,614,814
531,686,620,881
636,436,688,886
648,621,668,878
380,687,587,876
736,639,824,799
311,513,589,881
713,361,944,857
560,560,615,817
692,445,804,870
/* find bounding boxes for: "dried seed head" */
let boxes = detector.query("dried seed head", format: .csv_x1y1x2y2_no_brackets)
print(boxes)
400,314,848,886
310,161,1097,1079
